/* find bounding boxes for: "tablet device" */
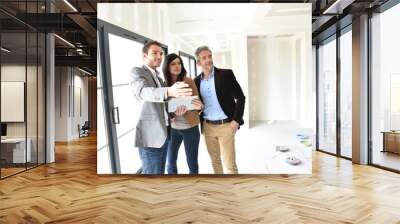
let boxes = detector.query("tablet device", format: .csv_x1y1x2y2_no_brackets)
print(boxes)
167,96,198,112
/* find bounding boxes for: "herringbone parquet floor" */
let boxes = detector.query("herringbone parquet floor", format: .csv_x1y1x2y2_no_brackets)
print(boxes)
1,134,400,223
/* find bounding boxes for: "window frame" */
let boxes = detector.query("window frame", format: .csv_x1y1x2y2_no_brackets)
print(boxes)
315,24,353,161
367,0,400,173
179,51,197,78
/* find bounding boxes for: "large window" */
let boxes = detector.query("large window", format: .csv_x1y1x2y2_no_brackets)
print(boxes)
316,25,353,160
370,3,400,171
317,36,337,155
339,27,352,158
179,51,197,78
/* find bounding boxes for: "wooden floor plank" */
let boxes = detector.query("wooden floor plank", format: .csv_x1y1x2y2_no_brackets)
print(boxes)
0,134,399,223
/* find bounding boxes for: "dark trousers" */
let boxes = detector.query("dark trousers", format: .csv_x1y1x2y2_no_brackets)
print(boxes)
167,125,200,174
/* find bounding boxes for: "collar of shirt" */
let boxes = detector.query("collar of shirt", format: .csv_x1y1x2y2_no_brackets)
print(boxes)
144,63,159,76
144,63,162,88
201,66,215,80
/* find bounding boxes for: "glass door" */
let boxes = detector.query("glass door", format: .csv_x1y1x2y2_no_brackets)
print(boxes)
27,30,38,170
1,31,28,178
0,3,47,179
97,20,168,174
106,33,143,174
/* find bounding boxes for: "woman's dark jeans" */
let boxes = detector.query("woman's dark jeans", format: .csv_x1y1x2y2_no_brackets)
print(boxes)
167,125,200,174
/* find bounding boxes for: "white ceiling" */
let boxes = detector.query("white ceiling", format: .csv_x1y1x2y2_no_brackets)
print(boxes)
165,3,311,53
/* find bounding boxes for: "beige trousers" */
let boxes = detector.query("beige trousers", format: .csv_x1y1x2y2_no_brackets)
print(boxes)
203,122,238,174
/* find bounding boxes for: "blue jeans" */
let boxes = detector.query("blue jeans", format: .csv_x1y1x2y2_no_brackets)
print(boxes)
167,126,200,174
139,138,169,174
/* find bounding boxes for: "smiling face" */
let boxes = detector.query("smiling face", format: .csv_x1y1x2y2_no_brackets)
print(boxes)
197,49,213,74
169,57,182,77
143,44,164,69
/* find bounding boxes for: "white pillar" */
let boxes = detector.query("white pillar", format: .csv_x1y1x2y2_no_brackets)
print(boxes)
46,33,55,163
352,14,369,164
45,1,55,163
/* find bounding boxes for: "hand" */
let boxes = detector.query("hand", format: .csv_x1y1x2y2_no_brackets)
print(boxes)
167,82,192,97
230,120,239,133
191,99,203,111
174,106,187,116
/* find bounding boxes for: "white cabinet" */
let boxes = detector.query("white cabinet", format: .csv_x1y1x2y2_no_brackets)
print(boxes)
1,138,32,163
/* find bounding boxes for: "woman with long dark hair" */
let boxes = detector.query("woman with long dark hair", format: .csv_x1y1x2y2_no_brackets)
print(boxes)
162,53,203,174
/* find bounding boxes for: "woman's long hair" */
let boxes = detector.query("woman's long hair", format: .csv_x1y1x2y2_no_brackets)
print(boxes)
162,53,187,87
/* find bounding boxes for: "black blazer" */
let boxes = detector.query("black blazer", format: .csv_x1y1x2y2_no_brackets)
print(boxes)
194,67,246,127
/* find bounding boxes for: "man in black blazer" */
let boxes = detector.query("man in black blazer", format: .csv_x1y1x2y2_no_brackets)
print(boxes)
194,46,245,174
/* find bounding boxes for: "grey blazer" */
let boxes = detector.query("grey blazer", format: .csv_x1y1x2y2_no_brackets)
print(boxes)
129,65,168,148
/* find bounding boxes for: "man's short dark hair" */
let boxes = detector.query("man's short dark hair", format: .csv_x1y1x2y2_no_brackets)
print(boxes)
142,40,162,54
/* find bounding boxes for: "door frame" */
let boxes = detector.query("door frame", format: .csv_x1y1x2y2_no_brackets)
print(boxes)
97,19,168,174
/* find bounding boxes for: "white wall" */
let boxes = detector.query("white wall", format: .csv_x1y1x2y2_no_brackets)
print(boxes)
230,34,249,128
55,67,68,141
213,51,232,70
55,67,89,141
299,32,314,129
247,36,296,121
1,65,41,137
1,66,26,138
1,63,47,162
246,34,314,128
72,69,89,140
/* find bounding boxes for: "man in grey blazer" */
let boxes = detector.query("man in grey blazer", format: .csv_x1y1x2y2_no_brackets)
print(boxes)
129,41,192,174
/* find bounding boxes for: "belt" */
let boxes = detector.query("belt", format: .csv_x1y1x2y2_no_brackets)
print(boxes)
204,118,232,125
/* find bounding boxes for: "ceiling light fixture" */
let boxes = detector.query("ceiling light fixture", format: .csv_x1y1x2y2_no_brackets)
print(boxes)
1,47,11,53
322,0,354,15
78,67,92,76
54,34,75,48
63,0,78,12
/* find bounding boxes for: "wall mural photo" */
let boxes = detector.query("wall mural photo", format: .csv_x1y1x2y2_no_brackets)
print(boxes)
97,3,313,175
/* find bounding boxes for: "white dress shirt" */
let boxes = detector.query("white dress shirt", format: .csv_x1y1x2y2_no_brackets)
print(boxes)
144,64,169,126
